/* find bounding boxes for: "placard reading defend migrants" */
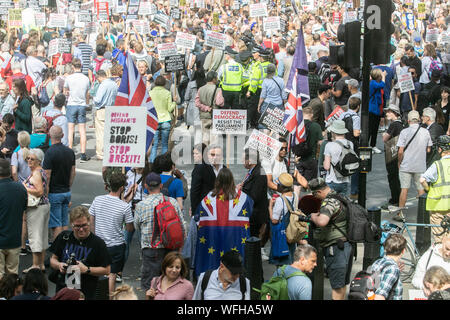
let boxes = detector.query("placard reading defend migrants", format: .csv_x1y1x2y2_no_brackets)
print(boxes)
165,54,185,72
244,129,282,163
212,109,247,135
258,106,288,136
205,31,226,50
103,106,147,168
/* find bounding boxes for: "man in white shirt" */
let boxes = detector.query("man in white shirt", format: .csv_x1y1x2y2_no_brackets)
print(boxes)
63,58,91,162
42,93,69,146
22,45,47,88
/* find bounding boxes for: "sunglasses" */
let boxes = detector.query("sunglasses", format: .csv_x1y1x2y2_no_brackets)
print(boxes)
280,147,288,151
26,157,37,161
72,223,90,230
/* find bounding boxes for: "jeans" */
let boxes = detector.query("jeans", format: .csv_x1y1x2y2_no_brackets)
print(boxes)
350,171,359,195
123,228,140,264
149,121,171,163
48,192,71,228
327,182,349,196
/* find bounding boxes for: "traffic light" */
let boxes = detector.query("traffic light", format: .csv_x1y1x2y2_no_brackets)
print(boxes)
337,21,362,69
365,0,396,64
328,45,344,66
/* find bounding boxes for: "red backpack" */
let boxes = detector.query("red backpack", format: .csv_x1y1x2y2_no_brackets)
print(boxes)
42,112,63,133
151,196,184,250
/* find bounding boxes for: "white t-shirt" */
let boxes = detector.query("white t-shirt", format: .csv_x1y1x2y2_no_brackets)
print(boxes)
42,109,69,146
272,194,296,221
64,72,90,106
324,138,353,184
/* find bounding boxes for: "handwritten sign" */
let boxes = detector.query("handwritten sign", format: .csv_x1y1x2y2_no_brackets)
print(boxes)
244,129,282,162
175,32,196,50
212,109,247,135
103,106,147,168
205,31,227,50
398,72,415,93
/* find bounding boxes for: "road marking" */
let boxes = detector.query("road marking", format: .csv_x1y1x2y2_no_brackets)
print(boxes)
76,168,103,176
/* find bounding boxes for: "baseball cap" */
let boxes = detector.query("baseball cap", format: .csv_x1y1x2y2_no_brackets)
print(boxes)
345,79,359,88
309,178,328,192
221,251,244,275
408,110,420,121
145,172,161,186
384,104,401,115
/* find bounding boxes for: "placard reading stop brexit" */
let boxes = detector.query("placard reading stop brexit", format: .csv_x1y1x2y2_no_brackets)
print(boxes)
103,106,147,168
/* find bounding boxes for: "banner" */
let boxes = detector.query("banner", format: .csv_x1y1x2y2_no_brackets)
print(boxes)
212,110,247,135
244,129,282,162
103,106,147,168
398,72,415,93
258,106,288,136
204,30,227,50
48,13,68,28
175,32,196,50
263,16,281,32
157,42,178,59
249,3,268,17
164,54,185,72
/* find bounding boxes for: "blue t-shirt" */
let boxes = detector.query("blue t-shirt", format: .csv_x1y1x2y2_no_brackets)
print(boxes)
272,265,312,300
374,65,394,100
14,133,51,152
160,174,184,199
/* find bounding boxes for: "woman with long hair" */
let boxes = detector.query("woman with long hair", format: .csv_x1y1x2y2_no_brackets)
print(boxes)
433,86,450,135
11,268,50,300
420,44,438,86
12,78,33,134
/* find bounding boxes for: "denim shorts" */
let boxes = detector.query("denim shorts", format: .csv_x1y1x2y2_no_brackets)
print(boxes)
66,105,87,124
48,192,71,228
107,244,126,274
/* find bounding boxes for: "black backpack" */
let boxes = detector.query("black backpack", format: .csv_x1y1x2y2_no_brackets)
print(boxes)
348,263,398,300
292,120,312,158
201,269,246,300
161,176,176,197
328,193,381,243
343,114,360,152
332,140,360,177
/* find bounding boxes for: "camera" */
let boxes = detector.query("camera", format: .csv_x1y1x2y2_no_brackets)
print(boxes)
63,253,78,270
298,215,312,223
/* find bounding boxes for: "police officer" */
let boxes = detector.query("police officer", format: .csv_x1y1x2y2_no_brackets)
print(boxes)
308,178,353,300
246,47,272,128
218,46,243,109
420,135,450,243
236,51,253,110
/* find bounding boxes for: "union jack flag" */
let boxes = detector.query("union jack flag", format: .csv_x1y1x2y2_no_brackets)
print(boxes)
283,26,310,145
194,190,253,277
115,53,158,152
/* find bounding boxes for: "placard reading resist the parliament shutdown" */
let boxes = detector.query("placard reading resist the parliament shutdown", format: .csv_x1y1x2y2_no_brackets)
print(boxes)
212,109,247,135
103,106,147,168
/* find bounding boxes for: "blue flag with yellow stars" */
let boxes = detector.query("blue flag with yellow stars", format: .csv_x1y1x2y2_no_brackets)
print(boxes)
194,189,253,276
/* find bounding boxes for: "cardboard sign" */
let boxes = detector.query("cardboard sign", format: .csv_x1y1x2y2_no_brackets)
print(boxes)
205,31,226,50
34,12,46,27
48,13,68,28
8,8,22,28
157,42,178,59
263,16,281,32
258,106,288,136
398,72,415,93
212,109,247,135
103,106,147,168
426,28,439,42
165,54,185,72
175,32,196,50
244,129,283,162
249,3,268,18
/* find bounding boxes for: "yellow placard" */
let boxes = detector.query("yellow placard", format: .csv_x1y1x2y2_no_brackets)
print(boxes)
8,9,22,28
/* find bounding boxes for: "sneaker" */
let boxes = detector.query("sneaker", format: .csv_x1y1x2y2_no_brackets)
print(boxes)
80,154,90,163
372,147,382,154
20,248,28,256
392,213,405,222
116,274,123,283
261,248,269,261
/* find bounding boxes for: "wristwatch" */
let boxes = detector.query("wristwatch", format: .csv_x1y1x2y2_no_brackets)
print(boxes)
86,266,91,274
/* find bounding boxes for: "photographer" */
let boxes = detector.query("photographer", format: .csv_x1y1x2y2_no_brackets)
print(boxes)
308,178,353,300
49,206,111,300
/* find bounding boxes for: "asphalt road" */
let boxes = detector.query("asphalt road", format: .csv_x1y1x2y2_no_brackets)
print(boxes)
18,112,425,300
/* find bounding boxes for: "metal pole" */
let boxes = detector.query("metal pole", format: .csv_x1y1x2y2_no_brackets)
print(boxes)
416,194,431,255
363,207,381,270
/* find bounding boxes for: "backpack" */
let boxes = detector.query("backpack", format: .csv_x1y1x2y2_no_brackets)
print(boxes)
254,265,306,300
428,59,443,80
343,114,360,151
42,112,63,134
292,120,312,158
348,263,399,300
318,63,331,84
151,195,184,250
281,195,309,244
332,140,360,177
37,85,50,108
328,193,381,243
161,176,176,197
201,269,246,300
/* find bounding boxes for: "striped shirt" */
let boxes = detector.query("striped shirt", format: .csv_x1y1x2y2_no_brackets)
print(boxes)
74,42,93,76
134,193,186,249
371,257,403,300
89,195,133,247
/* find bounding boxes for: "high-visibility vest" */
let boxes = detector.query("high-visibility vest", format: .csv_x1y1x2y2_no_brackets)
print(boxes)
242,61,253,88
426,157,450,211
221,61,243,92
249,61,271,93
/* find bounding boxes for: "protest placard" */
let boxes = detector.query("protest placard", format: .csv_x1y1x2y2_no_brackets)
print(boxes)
78,11,92,23
103,106,147,168
258,106,288,136
325,106,344,127
34,12,46,27
417,2,425,19
8,8,22,28
212,110,247,135
263,16,281,32
27,0,40,9
157,42,178,59
165,54,185,72
398,72,415,93
59,38,72,54
153,12,170,29
175,32,196,50
68,1,80,12
170,8,180,20
84,21,97,34
48,39,59,57
232,0,239,10
96,1,109,21
39,0,47,5
138,1,151,15
426,28,439,42
300,0,314,11
205,31,227,50
48,13,68,28
244,129,283,163
249,3,268,18
170,0,178,7
81,0,94,11
132,20,150,35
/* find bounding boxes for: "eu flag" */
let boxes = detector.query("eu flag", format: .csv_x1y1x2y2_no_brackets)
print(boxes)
194,190,253,276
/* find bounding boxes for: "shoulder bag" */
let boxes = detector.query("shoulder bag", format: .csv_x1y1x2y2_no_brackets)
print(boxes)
270,199,290,258
25,175,41,208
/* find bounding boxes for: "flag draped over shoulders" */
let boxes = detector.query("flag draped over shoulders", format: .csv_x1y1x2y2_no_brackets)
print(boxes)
115,52,158,151
194,190,253,277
